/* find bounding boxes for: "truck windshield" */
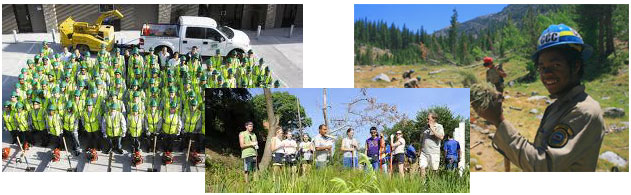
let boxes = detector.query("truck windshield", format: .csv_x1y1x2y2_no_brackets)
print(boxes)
218,26,234,39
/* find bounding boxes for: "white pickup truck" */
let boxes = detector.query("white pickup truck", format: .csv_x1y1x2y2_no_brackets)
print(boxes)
138,16,251,57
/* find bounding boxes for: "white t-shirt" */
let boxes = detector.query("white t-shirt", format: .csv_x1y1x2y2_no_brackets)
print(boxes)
272,137,283,154
282,139,297,155
393,138,406,154
299,141,313,160
342,137,357,158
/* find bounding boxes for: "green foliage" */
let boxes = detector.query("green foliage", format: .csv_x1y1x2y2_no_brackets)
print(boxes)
252,91,313,133
206,157,470,193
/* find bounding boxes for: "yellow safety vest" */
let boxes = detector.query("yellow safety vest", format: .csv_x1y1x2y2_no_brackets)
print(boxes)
162,114,180,135
15,111,29,132
128,114,143,137
146,111,161,133
183,109,201,133
30,109,46,131
82,111,100,133
47,114,62,136
105,112,123,137
62,112,77,131
3,112,16,131
201,108,205,135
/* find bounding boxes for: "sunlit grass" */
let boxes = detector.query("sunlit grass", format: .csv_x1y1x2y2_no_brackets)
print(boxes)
206,153,470,193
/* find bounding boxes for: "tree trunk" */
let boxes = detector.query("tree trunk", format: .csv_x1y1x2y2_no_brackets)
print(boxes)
605,5,615,57
259,89,277,170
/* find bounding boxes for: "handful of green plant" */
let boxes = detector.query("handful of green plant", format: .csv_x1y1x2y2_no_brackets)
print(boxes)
470,82,501,110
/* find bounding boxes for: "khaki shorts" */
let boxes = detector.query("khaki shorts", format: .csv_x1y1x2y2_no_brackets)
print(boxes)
419,152,440,170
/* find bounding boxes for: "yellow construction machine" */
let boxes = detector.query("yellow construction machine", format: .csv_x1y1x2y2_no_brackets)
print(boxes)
59,10,124,52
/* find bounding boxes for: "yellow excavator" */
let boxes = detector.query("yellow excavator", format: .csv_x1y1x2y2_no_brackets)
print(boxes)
59,10,124,52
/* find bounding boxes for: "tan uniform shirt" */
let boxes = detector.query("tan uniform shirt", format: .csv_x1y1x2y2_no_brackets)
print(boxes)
493,85,605,171
486,67,501,84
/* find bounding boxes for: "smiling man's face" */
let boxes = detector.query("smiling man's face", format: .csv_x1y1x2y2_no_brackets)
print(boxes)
537,49,577,96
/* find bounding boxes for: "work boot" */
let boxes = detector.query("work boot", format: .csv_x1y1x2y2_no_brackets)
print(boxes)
115,148,123,154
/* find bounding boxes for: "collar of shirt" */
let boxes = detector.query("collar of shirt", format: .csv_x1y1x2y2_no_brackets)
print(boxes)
549,85,585,104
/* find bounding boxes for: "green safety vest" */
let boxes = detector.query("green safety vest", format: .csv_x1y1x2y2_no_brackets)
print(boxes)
30,109,46,131
62,112,77,131
128,114,143,137
105,112,123,137
146,111,161,133
3,112,16,131
82,111,100,133
183,109,201,133
47,114,62,136
15,111,29,132
162,114,180,135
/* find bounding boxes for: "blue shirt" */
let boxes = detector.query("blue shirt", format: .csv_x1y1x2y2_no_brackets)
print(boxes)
405,145,417,160
443,139,460,159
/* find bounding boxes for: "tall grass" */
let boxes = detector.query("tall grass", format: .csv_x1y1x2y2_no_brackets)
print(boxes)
206,154,469,193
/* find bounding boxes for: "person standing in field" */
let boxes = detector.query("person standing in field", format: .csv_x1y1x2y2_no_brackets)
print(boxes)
483,57,507,93
443,133,461,170
314,124,334,169
420,112,444,178
341,128,358,169
239,121,258,183
391,130,406,178
364,127,382,171
271,127,284,173
474,24,605,172
299,134,314,174
282,131,298,174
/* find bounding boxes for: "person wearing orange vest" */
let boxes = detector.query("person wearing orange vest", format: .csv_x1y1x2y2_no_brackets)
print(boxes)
161,101,182,153
180,99,201,151
61,102,81,156
81,99,102,151
101,103,127,154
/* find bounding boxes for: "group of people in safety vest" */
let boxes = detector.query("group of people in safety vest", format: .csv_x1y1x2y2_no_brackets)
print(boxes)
1,41,285,162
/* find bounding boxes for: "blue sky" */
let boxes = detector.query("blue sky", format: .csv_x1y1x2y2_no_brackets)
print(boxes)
354,4,508,33
249,88,469,147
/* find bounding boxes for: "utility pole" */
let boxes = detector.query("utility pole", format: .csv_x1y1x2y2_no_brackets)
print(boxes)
322,88,329,128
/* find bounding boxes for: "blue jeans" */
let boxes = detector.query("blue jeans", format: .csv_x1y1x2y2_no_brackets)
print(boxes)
343,157,358,168
446,156,458,170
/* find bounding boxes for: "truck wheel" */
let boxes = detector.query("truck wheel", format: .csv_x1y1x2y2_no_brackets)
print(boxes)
76,44,90,55
155,46,173,56
229,49,245,58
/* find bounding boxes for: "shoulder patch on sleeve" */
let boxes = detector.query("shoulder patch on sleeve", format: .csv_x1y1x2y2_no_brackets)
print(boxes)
548,124,574,148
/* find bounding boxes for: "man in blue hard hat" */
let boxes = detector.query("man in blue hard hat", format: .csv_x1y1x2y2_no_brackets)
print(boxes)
473,24,605,171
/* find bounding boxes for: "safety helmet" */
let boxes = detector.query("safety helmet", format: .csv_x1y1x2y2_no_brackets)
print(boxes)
533,24,592,61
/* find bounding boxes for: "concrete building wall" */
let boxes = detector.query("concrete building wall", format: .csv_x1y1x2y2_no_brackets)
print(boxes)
2,5,18,34
3,4,300,34
170,4,199,23
158,4,172,24
42,4,58,33
264,4,277,29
